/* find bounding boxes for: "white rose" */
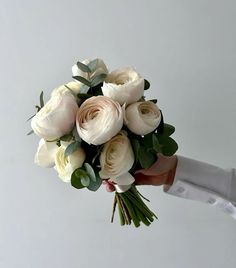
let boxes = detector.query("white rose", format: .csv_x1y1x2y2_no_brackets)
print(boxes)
99,131,135,188
124,101,162,135
76,96,123,145
34,139,58,168
72,58,108,80
31,89,78,140
101,67,144,105
54,143,86,183
51,81,82,97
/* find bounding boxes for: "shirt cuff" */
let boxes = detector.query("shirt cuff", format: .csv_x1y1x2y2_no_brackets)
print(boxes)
163,155,236,219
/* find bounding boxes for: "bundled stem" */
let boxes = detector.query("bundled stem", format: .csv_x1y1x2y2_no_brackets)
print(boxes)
111,185,157,227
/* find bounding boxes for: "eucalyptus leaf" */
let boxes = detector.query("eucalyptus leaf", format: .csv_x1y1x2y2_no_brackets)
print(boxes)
40,91,44,108
79,84,90,94
87,59,98,72
35,105,41,112
91,73,107,87
81,175,90,187
72,128,81,142
144,79,150,90
77,61,91,73
26,114,36,122
27,130,34,136
73,76,91,87
87,174,102,191
84,163,96,182
60,133,73,142
71,169,86,189
64,141,81,157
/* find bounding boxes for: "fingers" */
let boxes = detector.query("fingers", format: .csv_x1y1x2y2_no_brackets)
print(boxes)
134,172,169,186
102,180,115,192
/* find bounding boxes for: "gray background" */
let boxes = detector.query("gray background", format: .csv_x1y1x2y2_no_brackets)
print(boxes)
1,0,236,267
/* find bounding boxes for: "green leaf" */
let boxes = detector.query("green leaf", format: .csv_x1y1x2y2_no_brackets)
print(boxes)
27,129,34,136
81,175,90,187
149,99,157,104
40,91,44,108
87,173,102,191
77,61,91,73
144,79,150,90
60,133,73,142
79,84,90,94
26,113,36,122
73,76,91,87
156,110,164,134
77,93,93,99
64,141,80,157
72,128,81,142
131,139,140,163
163,124,175,136
138,146,157,169
87,59,98,72
71,169,86,189
142,133,153,149
91,73,107,87
152,134,161,152
161,137,178,156
84,163,96,182
35,105,41,112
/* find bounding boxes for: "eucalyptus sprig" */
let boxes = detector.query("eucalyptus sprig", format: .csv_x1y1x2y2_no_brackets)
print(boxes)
27,91,45,135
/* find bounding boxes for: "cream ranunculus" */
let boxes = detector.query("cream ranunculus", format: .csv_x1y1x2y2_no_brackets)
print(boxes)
72,58,108,80
34,139,58,168
124,101,162,135
76,96,123,145
31,89,78,141
54,142,86,183
99,131,135,188
101,67,144,105
51,81,82,97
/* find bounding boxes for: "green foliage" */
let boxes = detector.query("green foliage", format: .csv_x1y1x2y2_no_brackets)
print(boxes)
87,59,98,72
131,139,140,163
149,99,157,104
60,133,73,142
73,76,91,87
39,91,44,108
91,73,107,87
87,173,102,191
71,169,88,189
71,164,102,192
64,141,81,157
162,123,175,136
144,79,150,90
76,61,91,73
79,84,90,94
27,130,34,136
77,93,93,99
72,127,81,142
84,163,96,182
138,146,157,169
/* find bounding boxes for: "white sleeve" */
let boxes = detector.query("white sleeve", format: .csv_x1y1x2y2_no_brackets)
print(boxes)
163,155,236,219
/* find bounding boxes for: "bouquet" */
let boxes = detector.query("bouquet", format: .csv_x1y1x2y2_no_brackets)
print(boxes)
28,58,178,227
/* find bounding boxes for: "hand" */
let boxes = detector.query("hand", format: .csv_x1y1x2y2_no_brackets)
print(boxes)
103,153,178,192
